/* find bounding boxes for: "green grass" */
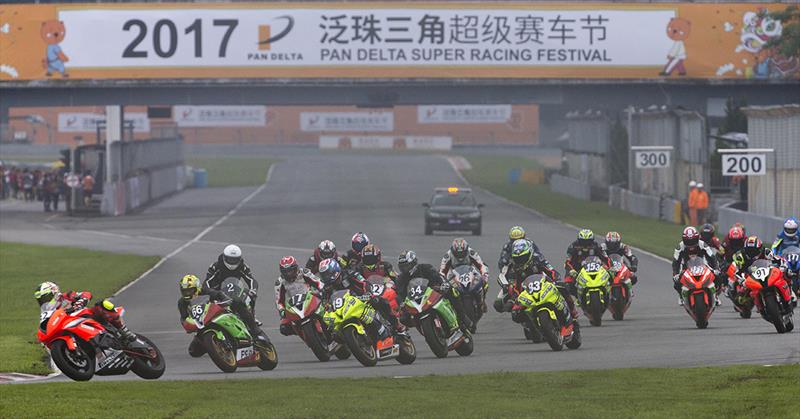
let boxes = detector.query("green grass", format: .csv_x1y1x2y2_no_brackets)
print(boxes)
0,365,797,418
187,157,279,187
0,242,158,374
463,155,684,258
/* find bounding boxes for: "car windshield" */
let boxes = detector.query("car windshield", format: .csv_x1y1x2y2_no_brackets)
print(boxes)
432,193,476,207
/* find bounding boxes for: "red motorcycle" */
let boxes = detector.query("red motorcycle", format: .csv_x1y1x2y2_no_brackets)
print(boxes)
679,257,717,329
743,260,795,334
38,301,165,381
365,274,402,324
283,281,350,362
608,254,634,321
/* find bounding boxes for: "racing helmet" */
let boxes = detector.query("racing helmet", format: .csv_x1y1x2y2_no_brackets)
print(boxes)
510,239,533,270
450,238,470,265
726,226,746,251
318,258,341,286
700,223,716,243
34,281,60,306
509,226,526,241
361,244,382,270
743,236,764,259
179,275,201,300
682,226,700,248
351,232,370,253
605,231,622,252
398,250,418,275
279,256,299,281
222,244,242,270
577,229,594,246
317,240,337,260
784,218,798,238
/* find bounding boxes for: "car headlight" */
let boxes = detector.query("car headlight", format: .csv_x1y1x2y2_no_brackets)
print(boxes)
465,211,481,218
428,212,444,218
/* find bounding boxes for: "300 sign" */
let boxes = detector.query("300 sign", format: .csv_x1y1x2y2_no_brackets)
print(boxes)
721,154,766,176
635,151,670,168
122,18,238,59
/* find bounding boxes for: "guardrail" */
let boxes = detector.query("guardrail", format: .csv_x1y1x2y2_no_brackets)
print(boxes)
717,202,784,245
609,184,680,223
549,174,590,201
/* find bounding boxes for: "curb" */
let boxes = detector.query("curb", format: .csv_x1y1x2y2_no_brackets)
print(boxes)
443,155,671,264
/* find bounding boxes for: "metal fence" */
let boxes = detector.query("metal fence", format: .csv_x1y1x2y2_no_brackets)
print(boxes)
742,104,800,218
550,173,591,201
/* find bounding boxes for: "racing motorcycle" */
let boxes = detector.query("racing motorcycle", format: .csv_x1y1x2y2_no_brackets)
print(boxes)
778,246,800,299
182,277,278,372
576,256,611,326
38,300,165,381
448,265,486,333
607,254,634,321
725,263,754,318
403,277,474,358
324,289,416,367
679,257,717,329
516,275,581,351
743,260,794,334
283,281,350,362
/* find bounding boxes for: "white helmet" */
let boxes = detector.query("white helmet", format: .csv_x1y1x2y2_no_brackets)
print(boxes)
784,218,798,238
222,244,242,270
688,180,697,188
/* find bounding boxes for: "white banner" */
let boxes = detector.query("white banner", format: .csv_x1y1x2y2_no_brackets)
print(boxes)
319,136,451,150
301,112,394,132
57,8,673,68
58,112,150,133
418,105,512,123
173,105,267,127
722,154,766,176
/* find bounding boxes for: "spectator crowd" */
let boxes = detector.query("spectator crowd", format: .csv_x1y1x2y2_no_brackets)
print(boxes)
0,165,74,212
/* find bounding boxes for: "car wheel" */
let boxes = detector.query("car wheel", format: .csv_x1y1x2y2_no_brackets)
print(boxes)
472,224,481,236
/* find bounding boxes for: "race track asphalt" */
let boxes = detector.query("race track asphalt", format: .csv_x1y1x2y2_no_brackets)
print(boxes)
3,153,798,382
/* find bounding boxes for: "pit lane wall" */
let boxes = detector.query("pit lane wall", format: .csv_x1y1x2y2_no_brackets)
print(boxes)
608,184,681,224
717,203,783,246
1,2,798,82
101,137,189,216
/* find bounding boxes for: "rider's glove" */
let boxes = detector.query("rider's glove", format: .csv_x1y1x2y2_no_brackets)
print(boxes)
278,308,285,319
247,288,258,299
672,274,680,283
568,270,578,279
439,282,451,294
72,298,87,310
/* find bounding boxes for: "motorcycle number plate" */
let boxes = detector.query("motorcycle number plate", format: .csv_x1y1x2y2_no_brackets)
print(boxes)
236,347,255,361
448,219,461,224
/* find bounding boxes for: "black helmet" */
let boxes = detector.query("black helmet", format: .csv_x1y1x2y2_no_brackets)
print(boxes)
700,223,715,243
398,250,418,275
743,236,764,260
361,244,382,269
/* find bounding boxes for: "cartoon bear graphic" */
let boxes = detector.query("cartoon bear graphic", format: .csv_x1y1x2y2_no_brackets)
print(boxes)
660,17,691,76
40,20,69,77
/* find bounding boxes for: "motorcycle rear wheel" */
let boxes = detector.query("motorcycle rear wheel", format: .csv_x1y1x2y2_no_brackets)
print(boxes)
611,287,625,321
302,321,331,362
694,297,709,329
537,312,564,351
334,345,351,360
130,334,166,379
50,339,95,381
462,294,478,333
421,315,449,358
565,322,582,350
343,326,377,367
454,331,474,356
202,329,238,373
738,309,752,319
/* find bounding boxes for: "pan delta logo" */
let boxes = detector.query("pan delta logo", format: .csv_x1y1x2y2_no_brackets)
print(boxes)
249,15,302,61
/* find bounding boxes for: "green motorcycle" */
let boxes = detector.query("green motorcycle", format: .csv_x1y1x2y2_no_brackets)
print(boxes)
182,278,278,372
404,277,473,358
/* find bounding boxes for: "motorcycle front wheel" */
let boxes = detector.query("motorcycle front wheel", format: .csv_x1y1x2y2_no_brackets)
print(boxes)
302,321,331,362
421,314,449,358
343,326,377,367
693,296,709,329
50,339,95,381
257,341,279,371
537,312,564,351
202,329,238,373
763,293,788,334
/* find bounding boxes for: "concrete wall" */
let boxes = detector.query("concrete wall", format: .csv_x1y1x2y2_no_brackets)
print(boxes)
550,173,591,201
718,203,783,246
609,184,681,223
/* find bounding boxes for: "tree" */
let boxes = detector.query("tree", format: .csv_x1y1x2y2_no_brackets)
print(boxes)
766,6,800,59
718,97,748,135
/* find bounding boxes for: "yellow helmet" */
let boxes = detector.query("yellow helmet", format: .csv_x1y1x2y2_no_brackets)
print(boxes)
179,274,201,300
509,226,526,240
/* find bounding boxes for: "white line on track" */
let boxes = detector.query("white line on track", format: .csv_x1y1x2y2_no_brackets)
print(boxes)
443,156,670,263
114,163,276,297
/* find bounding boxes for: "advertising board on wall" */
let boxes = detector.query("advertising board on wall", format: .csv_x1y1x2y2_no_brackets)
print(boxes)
418,105,512,124
1,2,797,81
300,112,394,132
319,135,452,150
57,112,150,133
173,105,267,127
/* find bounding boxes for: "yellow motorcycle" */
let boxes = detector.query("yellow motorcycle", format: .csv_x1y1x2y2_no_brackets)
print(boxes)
517,275,581,351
